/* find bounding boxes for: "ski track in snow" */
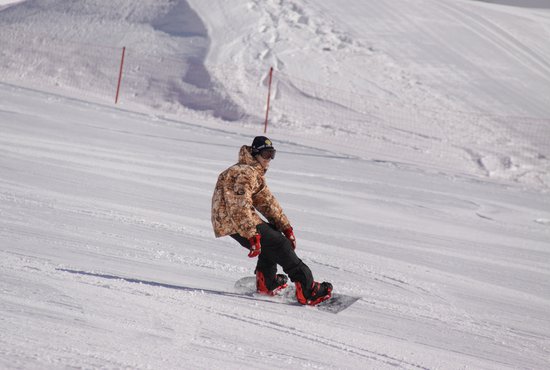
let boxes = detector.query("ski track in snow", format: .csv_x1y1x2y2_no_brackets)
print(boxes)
0,252,422,369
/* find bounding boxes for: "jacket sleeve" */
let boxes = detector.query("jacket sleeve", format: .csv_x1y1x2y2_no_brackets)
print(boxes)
254,184,291,231
223,168,260,239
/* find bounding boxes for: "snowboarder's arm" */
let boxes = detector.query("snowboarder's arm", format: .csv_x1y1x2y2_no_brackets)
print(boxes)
254,185,291,231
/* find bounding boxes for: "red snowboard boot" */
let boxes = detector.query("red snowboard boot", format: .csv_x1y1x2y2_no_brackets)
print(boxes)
256,271,289,296
295,281,333,305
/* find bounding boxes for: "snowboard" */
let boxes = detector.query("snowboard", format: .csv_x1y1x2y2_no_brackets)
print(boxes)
234,276,359,314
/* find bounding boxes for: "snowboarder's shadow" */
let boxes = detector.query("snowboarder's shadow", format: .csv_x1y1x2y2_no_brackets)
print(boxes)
56,268,292,306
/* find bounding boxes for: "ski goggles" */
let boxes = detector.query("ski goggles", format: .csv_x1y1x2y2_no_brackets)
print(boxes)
259,148,276,160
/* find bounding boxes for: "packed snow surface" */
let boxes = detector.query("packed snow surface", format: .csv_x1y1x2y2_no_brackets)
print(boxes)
1,0,549,369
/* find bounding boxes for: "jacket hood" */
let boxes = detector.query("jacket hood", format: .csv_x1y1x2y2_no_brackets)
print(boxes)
238,145,266,173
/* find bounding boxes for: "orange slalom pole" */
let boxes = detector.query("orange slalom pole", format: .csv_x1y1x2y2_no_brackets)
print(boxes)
115,46,126,104
264,67,273,133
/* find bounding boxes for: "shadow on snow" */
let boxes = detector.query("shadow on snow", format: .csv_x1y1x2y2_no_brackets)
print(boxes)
56,268,293,306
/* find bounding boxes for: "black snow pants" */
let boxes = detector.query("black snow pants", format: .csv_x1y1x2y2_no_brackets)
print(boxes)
231,223,314,291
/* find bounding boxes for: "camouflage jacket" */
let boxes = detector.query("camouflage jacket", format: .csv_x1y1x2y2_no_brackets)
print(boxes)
211,145,291,239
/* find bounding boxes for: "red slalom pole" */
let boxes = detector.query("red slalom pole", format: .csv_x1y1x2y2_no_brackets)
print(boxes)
115,46,126,104
264,67,273,133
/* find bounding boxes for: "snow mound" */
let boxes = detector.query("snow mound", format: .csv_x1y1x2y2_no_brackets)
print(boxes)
190,0,550,190
1,0,550,189
0,0,244,120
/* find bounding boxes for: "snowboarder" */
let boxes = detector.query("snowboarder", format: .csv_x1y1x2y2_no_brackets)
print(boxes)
211,136,332,305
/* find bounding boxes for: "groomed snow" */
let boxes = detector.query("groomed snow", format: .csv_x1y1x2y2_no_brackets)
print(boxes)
1,0,549,369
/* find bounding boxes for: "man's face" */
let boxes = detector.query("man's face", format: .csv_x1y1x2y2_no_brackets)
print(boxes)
256,154,272,170
255,148,275,170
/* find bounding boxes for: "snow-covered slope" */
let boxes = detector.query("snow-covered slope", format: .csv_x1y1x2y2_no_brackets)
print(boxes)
2,83,549,370
1,0,550,369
